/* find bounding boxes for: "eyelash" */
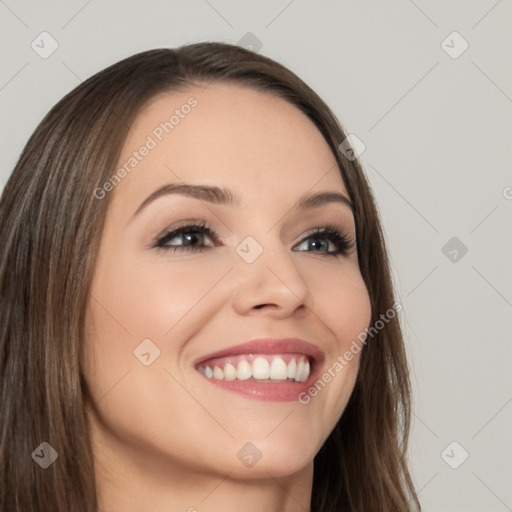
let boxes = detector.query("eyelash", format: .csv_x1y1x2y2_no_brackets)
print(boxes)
154,221,354,257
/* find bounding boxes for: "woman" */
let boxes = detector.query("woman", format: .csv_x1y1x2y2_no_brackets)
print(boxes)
0,42,420,511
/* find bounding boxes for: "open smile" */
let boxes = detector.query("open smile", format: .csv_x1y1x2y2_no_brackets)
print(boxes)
194,338,324,402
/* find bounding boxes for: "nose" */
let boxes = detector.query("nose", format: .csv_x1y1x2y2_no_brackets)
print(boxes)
231,239,310,319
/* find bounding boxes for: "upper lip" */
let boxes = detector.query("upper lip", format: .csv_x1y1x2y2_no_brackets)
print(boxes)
194,338,325,366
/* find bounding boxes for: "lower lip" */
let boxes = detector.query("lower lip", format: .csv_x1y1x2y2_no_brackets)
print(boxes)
197,363,322,402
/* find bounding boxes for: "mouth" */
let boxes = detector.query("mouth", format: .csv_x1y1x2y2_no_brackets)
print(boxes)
194,338,324,402
198,353,312,382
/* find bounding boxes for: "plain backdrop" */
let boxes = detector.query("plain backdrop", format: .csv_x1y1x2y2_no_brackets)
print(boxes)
1,1,511,510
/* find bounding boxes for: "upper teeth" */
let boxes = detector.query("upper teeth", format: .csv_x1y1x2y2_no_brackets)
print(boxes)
198,355,310,383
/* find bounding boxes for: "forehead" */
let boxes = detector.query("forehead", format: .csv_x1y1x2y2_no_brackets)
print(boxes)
112,83,348,214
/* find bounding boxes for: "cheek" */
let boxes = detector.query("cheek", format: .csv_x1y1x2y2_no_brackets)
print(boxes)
82,252,233,405
82,254,238,472
295,261,371,430
303,259,372,346
325,275,371,346
90,252,231,341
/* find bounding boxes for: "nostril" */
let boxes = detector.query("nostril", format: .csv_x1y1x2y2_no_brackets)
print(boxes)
253,303,277,310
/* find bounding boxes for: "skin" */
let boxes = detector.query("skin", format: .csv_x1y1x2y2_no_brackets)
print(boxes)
83,83,372,512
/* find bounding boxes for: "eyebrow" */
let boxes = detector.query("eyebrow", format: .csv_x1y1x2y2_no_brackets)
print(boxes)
131,183,353,219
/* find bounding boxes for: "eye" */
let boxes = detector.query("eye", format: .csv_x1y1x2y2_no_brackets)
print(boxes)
154,222,220,252
294,226,354,257
153,222,354,257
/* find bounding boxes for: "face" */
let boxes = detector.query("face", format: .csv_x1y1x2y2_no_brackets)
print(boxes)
83,83,372,483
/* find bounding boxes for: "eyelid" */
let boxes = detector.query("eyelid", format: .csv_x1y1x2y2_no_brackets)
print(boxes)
153,220,355,256
153,221,219,249
298,225,353,243
294,225,355,254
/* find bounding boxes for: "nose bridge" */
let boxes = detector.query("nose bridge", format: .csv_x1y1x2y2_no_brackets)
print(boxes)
231,231,309,315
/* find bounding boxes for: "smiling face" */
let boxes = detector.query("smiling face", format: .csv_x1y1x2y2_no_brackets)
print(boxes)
83,83,372,486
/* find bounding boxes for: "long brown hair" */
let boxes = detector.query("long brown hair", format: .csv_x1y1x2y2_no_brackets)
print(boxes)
0,42,420,512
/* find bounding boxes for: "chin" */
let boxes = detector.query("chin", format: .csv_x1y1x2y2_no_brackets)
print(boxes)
224,430,322,480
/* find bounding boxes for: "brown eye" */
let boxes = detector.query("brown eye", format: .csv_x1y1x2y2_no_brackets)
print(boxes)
155,223,219,252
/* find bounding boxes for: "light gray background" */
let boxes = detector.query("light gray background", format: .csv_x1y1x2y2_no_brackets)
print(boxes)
1,1,511,510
